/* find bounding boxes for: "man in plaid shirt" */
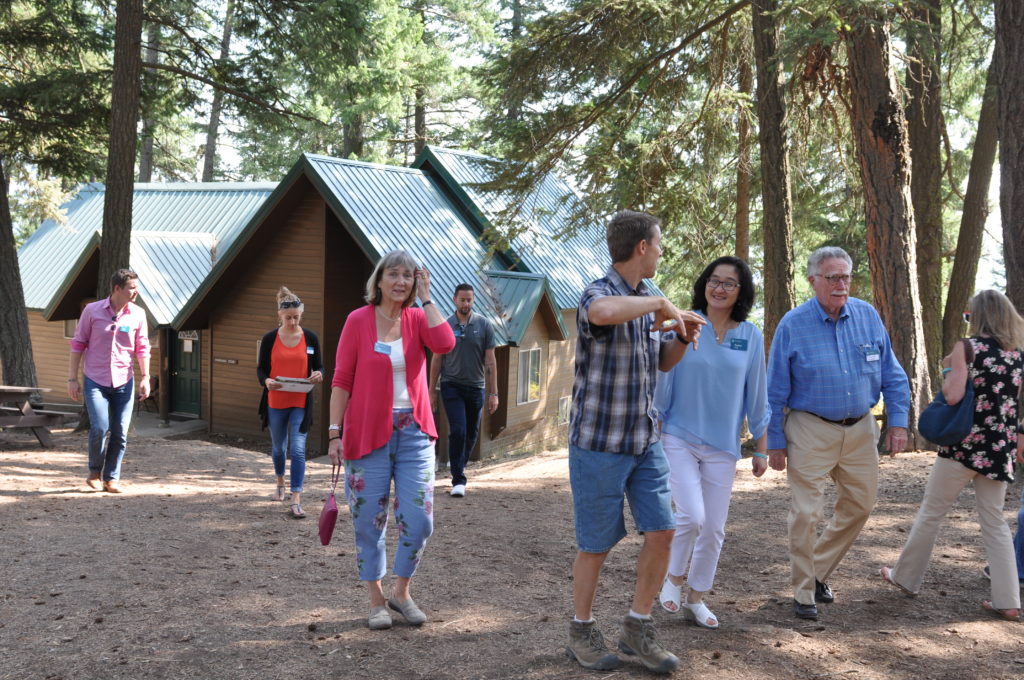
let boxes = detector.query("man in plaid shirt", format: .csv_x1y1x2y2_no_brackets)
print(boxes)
565,211,704,674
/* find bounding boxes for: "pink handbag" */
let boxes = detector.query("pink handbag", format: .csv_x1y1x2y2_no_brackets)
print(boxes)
319,464,341,546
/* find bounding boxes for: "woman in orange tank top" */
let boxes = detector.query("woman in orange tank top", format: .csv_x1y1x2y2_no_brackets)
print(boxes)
256,287,324,518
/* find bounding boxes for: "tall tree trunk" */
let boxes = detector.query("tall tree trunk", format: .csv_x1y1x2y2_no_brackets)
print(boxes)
137,21,159,183
342,114,364,159
506,0,524,122
414,85,427,157
752,0,795,350
844,8,931,443
905,0,943,383
98,0,143,294
996,0,1024,310
735,31,753,261
943,57,998,351
202,0,234,182
0,158,40,395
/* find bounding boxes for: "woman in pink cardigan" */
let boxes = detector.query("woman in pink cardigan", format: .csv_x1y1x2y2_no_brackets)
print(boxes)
328,249,455,630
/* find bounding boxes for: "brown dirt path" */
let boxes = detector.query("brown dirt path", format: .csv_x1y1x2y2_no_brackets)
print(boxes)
1,428,1023,679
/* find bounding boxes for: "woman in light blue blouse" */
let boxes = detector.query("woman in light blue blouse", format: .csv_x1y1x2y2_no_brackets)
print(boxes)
655,256,771,629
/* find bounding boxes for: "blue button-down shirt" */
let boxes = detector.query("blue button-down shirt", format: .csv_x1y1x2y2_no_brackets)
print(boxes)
766,297,910,450
570,267,673,455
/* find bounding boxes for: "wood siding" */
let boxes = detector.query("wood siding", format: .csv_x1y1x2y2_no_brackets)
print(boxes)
435,308,577,464
208,190,327,449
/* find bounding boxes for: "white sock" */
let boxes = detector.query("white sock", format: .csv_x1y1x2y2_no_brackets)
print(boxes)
573,616,594,624
628,609,651,621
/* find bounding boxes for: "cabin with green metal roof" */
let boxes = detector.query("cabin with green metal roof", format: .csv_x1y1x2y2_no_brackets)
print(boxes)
14,147,623,462
14,182,276,420
181,152,577,457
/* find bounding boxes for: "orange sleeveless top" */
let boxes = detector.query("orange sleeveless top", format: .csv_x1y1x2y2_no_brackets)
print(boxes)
268,332,308,410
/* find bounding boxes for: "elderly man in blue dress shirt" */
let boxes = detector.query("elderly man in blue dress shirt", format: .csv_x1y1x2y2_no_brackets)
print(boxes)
767,246,910,621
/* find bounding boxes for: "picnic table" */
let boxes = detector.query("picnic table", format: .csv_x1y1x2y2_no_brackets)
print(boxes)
0,386,72,448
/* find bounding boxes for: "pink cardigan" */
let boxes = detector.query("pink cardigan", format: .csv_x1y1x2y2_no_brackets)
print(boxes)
332,304,456,460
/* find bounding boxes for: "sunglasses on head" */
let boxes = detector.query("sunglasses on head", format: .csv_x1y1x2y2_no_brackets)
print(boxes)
280,300,302,309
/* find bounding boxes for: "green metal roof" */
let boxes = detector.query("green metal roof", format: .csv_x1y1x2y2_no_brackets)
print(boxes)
415,146,613,309
18,182,276,321
302,154,522,343
479,271,568,345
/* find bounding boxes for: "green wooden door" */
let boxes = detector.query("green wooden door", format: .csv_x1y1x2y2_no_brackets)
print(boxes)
171,332,201,415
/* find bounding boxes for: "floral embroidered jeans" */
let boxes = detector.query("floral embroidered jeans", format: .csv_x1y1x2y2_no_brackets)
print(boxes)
344,410,435,581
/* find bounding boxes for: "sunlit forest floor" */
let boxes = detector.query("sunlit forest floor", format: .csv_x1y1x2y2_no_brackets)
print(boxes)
1,427,1022,679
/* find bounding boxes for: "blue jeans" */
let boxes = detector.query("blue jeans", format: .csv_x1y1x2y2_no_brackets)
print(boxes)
83,376,135,481
267,406,306,493
568,441,675,553
1015,485,1024,583
440,382,484,487
344,411,435,580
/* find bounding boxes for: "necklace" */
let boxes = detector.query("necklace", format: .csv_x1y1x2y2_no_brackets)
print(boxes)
376,307,401,322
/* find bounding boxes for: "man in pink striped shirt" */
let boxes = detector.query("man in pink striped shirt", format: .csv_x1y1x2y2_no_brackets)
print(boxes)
67,269,151,493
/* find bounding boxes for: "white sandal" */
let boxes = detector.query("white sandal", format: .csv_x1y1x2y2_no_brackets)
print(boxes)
681,600,720,629
658,578,682,613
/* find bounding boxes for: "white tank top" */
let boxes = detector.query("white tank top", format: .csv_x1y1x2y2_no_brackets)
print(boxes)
387,337,412,409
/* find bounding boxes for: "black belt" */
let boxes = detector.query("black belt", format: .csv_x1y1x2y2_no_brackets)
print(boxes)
810,412,866,427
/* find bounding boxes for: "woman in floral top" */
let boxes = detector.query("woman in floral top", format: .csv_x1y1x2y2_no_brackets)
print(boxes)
880,290,1023,620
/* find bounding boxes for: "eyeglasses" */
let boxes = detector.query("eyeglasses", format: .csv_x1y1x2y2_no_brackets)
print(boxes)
707,278,738,292
818,274,851,286
962,312,971,323
279,300,302,309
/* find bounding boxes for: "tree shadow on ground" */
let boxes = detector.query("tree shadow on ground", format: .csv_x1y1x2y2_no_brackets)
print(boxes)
1,435,1022,680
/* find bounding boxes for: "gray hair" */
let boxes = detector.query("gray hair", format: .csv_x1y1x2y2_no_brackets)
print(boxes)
807,247,853,277
365,249,419,307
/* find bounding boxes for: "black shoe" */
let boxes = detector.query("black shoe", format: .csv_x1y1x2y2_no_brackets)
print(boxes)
794,601,818,620
814,579,834,604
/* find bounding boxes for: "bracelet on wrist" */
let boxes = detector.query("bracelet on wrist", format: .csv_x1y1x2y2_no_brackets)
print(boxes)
329,435,341,441
68,378,78,382
422,300,433,307
751,452,768,459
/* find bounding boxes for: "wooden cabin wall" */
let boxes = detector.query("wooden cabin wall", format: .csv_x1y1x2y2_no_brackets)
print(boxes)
207,191,326,447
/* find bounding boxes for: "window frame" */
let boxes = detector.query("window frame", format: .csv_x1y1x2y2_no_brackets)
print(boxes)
516,346,542,405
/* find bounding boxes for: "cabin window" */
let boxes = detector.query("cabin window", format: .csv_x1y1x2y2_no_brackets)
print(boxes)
558,395,571,425
516,347,541,404
63,319,77,339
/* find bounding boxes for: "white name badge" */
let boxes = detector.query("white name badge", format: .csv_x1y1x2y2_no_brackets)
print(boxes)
374,341,392,355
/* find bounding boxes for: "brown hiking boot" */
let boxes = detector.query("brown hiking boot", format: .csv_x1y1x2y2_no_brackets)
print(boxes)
617,616,679,674
565,619,622,670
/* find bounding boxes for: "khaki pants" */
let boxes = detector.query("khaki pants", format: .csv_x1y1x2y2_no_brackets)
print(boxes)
891,455,1020,610
785,410,879,605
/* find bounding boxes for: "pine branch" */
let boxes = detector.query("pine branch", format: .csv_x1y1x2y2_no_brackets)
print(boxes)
140,60,324,123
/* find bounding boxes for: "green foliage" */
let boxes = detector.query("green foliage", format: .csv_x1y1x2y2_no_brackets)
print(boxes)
0,0,110,176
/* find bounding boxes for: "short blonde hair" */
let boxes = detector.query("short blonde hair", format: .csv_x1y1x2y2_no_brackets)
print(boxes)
968,289,1024,351
365,250,418,307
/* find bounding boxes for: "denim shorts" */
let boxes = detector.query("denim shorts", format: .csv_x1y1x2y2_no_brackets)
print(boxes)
568,441,675,553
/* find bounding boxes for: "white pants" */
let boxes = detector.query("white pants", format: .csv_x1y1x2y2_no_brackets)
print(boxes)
892,455,1020,610
662,432,738,592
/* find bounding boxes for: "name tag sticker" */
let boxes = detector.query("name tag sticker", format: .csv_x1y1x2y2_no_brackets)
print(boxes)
118,325,131,333
729,338,748,351
373,341,392,355
306,346,315,354
865,348,880,362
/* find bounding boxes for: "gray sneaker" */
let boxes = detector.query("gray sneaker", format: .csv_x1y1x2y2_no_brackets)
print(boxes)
565,619,622,670
617,616,679,673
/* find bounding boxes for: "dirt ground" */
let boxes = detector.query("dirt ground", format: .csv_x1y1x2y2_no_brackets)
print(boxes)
1,426,1023,680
